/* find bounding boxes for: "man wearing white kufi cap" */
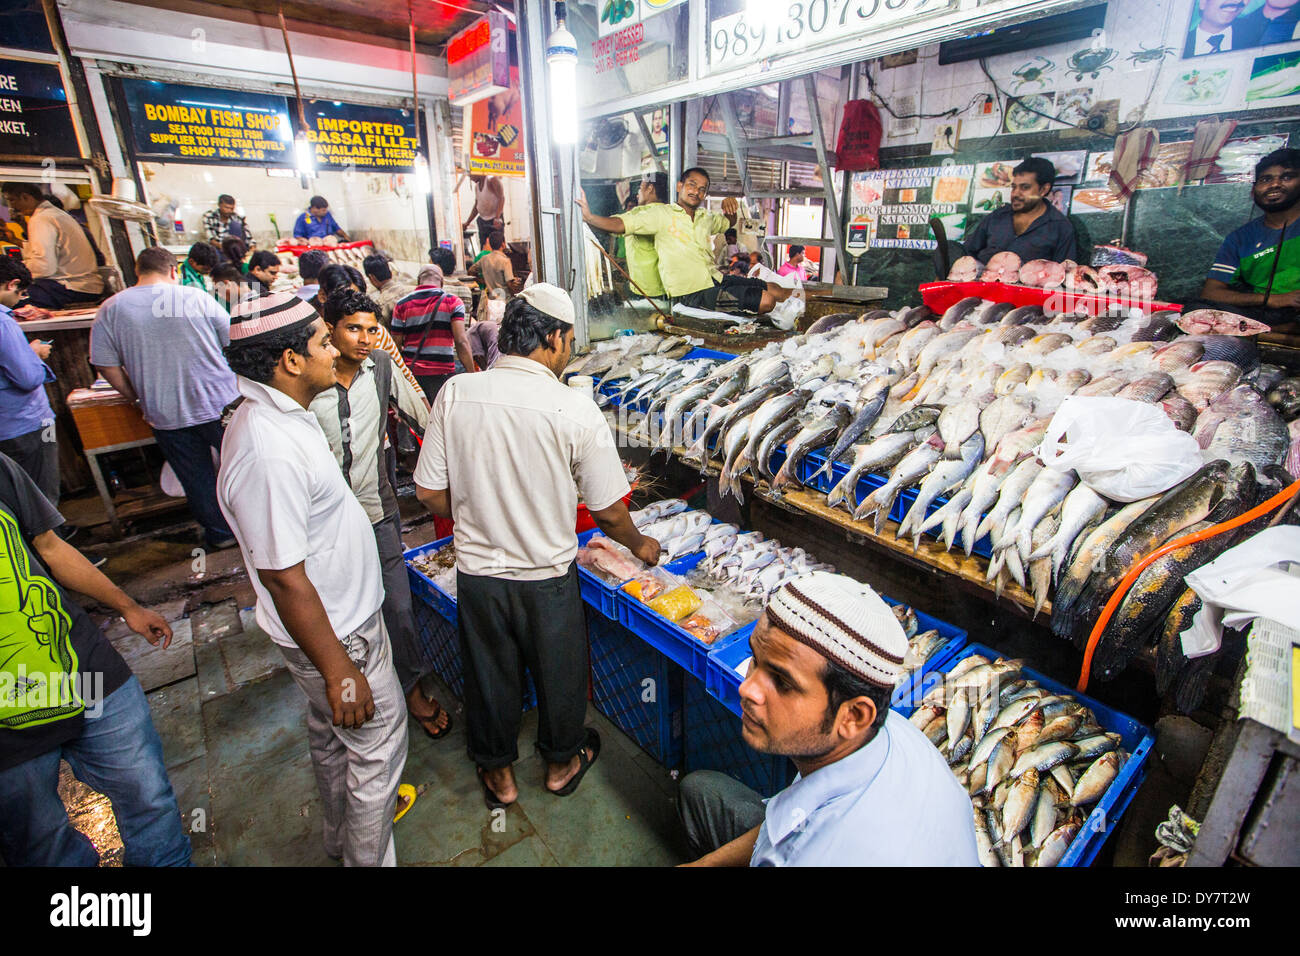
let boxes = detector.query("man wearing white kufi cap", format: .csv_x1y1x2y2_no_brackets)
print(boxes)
680,572,979,866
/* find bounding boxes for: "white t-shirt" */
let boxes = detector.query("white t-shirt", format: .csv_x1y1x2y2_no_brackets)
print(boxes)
414,355,630,580
217,377,384,648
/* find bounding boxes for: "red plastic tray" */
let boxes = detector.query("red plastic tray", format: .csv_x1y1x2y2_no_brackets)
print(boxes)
274,239,375,255
919,281,1182,318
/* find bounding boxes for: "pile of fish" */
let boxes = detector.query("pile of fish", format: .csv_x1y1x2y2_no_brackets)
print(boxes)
409,542,458,598
909,653,1130,867
947,252,1160,299
580,301,1300,699
563,333,699,383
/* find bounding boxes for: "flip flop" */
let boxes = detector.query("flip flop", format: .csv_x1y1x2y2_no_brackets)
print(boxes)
477,767,512,811
547,728,601,797
415,700,454,741
393,783,417,823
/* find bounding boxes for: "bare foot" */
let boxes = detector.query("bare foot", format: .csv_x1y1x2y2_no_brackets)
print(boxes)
483,765,518,804
407,688,450,736
545,739,596,793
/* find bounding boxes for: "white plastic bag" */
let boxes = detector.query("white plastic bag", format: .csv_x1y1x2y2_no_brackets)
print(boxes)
1038,396,1203,502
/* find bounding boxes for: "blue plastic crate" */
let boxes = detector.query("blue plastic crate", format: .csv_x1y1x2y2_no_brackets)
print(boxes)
682,347,737,362
588,614,683,768
897,490,994,560
882,597,968,711
404,537,457,626
616,568,745,679
893,642,1154,868
683,673,795,798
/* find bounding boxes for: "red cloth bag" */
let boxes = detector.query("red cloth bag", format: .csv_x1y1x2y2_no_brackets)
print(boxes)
835,100,883,172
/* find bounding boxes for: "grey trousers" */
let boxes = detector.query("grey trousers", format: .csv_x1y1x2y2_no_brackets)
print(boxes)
678,770,767,859
278,609,408,867
372,510,423,696
0,424,59,506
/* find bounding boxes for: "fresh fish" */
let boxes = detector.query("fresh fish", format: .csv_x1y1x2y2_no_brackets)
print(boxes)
1196,385,1291,473
1176,308,1271,336
977,396,1035,465
984,733,1018,795
1071,752,1120,806
1116,371,1174,404
655,381,717,451
954,460,1008,555
885,404,943,433
1011,741,1080,782
1074,374,1127,397
1023,332,1074,355
895,321,942,368
853,432,944,531
975,459,1043,544
973,809,1001,867
899,432,984,547
892,604,919,638
969,726,1014,771
806,385,890,484
1034,821,1081,867
987,418,1050,475
733,389,811,479
1179,361,1243,411
1010,469,1077,561
1000,769,1040,844
1000,305,1043,327
1051,499,1154,634
805,311,859,334
1076,334,1117,356
1155,587,1200,696
940,296,983,329
1027,512,1058,619
937,401,983,457
1073,733,1121,760
755,418,802,483
771,404,852,495
717,414,756,503
1029,484,1108,582
1160,394,1198,432
916,327,985,380
917,486,973,551
825,429,930,510
1031,785,1059,850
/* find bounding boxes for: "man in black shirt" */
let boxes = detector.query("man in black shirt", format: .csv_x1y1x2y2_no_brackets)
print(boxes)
0,453,189,866
964,157,1078,265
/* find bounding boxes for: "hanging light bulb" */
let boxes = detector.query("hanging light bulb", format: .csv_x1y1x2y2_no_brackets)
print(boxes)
546,2,579,144
295,130,315,177
413,154,432,195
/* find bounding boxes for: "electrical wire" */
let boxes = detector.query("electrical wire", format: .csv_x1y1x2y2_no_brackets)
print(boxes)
862,61,962,121
1076,478,1300,693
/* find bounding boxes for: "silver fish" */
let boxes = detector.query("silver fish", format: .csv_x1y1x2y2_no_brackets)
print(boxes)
1011,468,1078,562
974,809,1001,866
1034,822,1081,867
937,400,983,457
854,432,944,531
1028,484,1108,583
771,404,853,495
979,395,1036,455
899,432,984,547
1031,783,1059,849
1011,741,1080,779
1072,751,1120,806
1001,768,1040,844
975,459,1042,544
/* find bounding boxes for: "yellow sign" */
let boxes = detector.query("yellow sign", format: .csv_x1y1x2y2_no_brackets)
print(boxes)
136,101,290,162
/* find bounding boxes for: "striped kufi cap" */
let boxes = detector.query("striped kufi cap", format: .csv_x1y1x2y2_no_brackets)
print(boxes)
766,572,907,689
228,291,319,344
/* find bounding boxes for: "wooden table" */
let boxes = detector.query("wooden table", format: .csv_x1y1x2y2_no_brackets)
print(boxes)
66,386,159,537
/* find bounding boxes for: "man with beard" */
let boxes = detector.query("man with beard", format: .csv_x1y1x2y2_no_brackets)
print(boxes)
577,167,796,317
678,572,979,866
1201,148,1300,328
963,157,1077,265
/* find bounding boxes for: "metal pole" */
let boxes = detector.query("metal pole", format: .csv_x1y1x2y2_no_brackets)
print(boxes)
517,0,561,286
669,101,683,191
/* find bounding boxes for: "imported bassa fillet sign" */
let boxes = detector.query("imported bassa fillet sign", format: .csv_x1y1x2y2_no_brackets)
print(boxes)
302,101,419,172
120,79,293,166
0,59,80,157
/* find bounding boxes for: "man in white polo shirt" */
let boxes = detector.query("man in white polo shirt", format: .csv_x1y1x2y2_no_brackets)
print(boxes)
216,292,407,867
414,283,660,809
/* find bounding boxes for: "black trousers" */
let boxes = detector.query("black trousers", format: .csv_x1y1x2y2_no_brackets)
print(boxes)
150,420,233,548
678,770,767,859
19,278,102,311
0,424,59,506
415,374,451,406
456,564,588,770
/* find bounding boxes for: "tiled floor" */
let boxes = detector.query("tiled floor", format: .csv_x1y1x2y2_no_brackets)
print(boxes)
70,597,690,867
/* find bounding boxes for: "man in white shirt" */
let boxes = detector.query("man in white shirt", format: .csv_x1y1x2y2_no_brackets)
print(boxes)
2,182,104,310
680,572,980,867
414,284,660,809
217,292,407,866
309,290,453,752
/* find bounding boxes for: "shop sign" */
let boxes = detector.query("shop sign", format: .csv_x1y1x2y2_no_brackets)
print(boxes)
849,164,973,250
597,0,687,38
120,79,294,166
0,59,79,158
467,65,524,178
302,101,419,172
448,11,511,108
705,0,958,76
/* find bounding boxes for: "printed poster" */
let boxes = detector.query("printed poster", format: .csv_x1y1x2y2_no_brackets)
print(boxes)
849,164,973,250
468,65,524,177
1206,133,1290,182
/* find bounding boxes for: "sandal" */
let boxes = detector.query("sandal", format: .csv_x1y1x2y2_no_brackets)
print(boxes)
414,700,454,741
547,728,601,797
393,783,417,823
477,767,513,811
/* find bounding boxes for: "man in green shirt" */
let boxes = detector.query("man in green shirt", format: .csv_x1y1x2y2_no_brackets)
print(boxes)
621,173,668,299
578,167,795,316
180,242,218,294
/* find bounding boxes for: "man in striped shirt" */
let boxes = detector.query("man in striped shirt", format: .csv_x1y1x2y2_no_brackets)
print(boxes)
390,265,476,402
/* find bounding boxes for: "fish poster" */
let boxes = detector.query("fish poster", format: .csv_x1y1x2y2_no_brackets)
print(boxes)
1054,87,1094,127
1033,149,1088,183
970,160,1016,215
1247,50,1300,101
1049,185,1073,215
1002,93,1055,134
1071,186,1126,214
1165,65,1233,105
1206,133,1290,182
849,164,974,249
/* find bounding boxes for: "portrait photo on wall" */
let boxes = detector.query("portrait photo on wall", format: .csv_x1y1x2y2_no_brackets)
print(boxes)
1183,0,1300,58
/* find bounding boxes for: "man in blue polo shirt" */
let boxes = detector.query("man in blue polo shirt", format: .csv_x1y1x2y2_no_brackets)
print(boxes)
964,157,1077,265
679,572,980,867
293,195,349,242
0,257,60,505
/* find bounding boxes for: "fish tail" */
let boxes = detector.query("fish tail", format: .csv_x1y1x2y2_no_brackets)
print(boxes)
1027,532,1057,562
853,488,883,524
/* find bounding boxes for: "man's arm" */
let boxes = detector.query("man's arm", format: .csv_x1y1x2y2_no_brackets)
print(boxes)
576,189,627,235
1200,277,1300,309
94,365,139,404
682,825,761,867
589,499,660,565
31,530,173,647
720,197,740,228
0,319,51,391
415,484,451,517
451,318,476,374
256,563,373,728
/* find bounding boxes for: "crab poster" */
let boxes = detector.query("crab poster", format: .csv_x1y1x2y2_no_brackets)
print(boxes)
468,65,524,177
849,164,973,250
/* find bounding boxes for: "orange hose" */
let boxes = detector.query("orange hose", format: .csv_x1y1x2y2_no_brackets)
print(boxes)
1076,478,1300,693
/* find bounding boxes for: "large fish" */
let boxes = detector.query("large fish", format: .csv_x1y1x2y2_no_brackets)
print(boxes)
975,458,1043,544
732,389,811,479
1176,308,1271,336
1029,483,1109,583
1116,371,1174,404
1028,511,1060,618
987,418,1050,475
806,384,890,485
940,296,983,329
978,395,1035,458
755,418,802,483
1050,499,1154,639
916,327,985,380
825,429,930,510
717,414,756,502
771,404,853,495
1010,468,1077,562
805,312,860,334
899,432,984,547
936,400,982,458
956,458,1009,555
654,381,716,452
1195,385,1291,473
1155,587,1201,696
855,432,945,531
894,321,942,369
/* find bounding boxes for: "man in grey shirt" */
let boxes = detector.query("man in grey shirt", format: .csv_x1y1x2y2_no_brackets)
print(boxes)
90,247,240,549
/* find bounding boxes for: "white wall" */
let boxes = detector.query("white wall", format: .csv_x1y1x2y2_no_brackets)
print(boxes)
868,0,1300,151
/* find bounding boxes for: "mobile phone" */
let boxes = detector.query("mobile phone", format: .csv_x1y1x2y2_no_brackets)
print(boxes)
40,339,54,345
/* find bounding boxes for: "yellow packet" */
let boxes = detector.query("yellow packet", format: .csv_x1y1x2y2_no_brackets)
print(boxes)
647,585,702,623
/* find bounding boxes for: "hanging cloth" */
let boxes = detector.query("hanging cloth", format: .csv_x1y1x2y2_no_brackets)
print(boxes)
1183,117,1239,183
835,100,883,172
1108,127,1159,200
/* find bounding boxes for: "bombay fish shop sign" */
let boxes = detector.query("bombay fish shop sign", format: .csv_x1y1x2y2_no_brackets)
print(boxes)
302,101,419,172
